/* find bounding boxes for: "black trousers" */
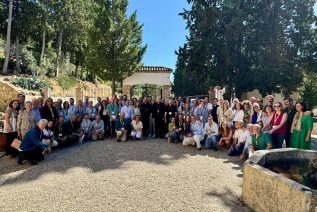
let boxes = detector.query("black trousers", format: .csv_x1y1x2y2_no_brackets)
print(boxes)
142,116,149,137
271,133,285,149
5,132,18,156
154,117,164,138
20,148,44,162
285,132,291,148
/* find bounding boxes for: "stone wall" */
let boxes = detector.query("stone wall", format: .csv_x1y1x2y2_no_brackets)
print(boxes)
162,85,171,99
0,82,19,112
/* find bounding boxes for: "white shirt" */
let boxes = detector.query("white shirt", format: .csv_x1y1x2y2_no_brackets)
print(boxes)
233,110,245,122
203,122,219,137
207,103,213,111
234,129,250,144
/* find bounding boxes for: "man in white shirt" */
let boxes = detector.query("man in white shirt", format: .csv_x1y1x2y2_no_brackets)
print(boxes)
228,120,248,156
203,116,219,150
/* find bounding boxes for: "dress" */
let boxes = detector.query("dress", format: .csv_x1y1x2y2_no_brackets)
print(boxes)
290,114,313,150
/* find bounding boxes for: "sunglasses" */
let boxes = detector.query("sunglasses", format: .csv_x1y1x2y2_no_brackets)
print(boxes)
274,105,280,108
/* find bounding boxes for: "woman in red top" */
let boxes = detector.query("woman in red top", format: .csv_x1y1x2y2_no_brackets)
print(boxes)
265,102,288,148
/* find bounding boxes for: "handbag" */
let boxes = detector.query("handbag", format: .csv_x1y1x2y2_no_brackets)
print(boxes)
11,139,21,150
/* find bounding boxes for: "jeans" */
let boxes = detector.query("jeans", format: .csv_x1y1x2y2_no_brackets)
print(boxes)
228,142,245,156
171,131,180,141
271,133,285,149
205,135,218,149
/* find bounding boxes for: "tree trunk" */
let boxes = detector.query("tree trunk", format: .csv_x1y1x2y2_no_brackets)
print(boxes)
111,76,116,97
75,53,79,78
2,0,13,75
15,36,21,73
80,66,83,79
55,29,63,77
40,11,47,64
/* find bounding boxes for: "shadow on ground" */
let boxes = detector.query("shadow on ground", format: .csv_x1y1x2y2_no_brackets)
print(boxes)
0,138,244,185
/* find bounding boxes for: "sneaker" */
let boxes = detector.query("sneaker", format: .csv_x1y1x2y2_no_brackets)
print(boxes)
117,139,121,142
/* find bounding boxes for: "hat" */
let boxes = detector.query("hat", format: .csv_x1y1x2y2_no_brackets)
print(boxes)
247,123,253,127
236,120,243,123
253,124,261,128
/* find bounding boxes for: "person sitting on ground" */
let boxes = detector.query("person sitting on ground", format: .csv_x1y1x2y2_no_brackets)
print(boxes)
131,115,143,140
249,124,272,156
166,117,176,143
18,119,52,165
182,115,204,150
228,120,250,156
64,115,83,145
218,121,233,150
115,112,129,142
203,115,219,151
89,115,104,141
240,123,253,161
42,120,58,149
81,113,92,141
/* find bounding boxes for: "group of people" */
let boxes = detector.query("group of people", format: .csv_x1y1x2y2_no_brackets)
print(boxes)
2,93,314,165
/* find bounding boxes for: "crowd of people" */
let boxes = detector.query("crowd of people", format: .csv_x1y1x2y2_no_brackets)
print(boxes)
2,93,314,165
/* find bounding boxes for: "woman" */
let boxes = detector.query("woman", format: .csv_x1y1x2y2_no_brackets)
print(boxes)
220,100,234,128
233,102,244,124
262,105,274,131
42,120,58,148
131,115,143,140
63,101,71,121
41,98,59,123
183,103,191,116
242,100,251,126
4,100,19,156
266,102,288,148
175,100,183,115
99,100,110,137
290,102,313,149
250,103,262,124
133,101,141,116
218,121,233,150
17,101,37,139
81,113,92,141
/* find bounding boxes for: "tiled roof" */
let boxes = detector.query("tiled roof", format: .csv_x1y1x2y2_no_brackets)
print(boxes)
139,66,172,73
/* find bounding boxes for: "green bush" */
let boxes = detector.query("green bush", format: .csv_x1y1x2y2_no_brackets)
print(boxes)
12,77,51,91
57,76,78,90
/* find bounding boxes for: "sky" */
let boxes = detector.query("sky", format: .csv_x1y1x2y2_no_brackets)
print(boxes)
128,1,317,77
127,0,190,74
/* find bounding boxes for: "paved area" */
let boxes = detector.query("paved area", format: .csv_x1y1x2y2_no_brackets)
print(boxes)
0,139,249,212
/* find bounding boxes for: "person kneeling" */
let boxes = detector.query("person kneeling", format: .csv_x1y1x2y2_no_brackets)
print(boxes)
131,115,143,140
228,120,247,156
18,119,51,165
182,115,204,150
42,120,58,149
204,116,219,151
115,112,128,142
90,115,104,141
249,124,272,156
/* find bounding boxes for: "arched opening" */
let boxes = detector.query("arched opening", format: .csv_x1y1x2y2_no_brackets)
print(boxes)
130,84,162,99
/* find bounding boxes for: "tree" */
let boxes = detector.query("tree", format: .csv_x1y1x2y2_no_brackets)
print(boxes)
2,0,12,74
300,72,317,110
86,0,147,95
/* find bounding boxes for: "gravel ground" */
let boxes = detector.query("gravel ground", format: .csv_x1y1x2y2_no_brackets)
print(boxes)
0,139,250,212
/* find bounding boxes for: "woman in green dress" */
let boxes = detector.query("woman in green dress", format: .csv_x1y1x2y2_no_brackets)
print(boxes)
290,102,313,149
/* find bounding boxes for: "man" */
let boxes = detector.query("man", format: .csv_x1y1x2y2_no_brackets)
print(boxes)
64,115,83,144
240,123,253,160
140,98,152,137
203,116,219,150
83,96,89,108
95,97,102,111
195,101,208,124
74,100,85,117
249,97,256,106
228,120,248,156
207,98,213,114
86,101,97,121
115,112,129,142
38,97,44,109
182,115,204,150
152,98,165,138
283,97,296,148
32,98,41,122
257,97,264,111
107,99,119,137
122,95,127,106
266,95,274,106
120,99,134,127
89,115,104,141
18,93,25,110
69,97,76,110
249,124,272,155
18,119,51,165
211,98,219,124
171,114,185,143
56,99,64,117
54,116,68,146
164,99,177,135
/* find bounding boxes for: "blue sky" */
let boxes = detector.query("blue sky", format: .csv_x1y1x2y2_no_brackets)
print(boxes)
128,0,190,73
128,1,317,76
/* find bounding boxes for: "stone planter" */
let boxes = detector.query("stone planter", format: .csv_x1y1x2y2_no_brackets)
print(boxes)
243,149,317,212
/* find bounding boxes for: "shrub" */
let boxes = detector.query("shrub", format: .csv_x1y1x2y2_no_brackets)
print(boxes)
57,76,78,90
12,77,51,91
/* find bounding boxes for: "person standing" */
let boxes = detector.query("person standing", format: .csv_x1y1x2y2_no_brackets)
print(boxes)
283,97,296,148
17,101,37,139
4,100,19,156
195,101,209,125
290,102,313,150
41,98,59,123
107,99,119,137
266,102,288,148
152,98,165,138
140,98,151,137
211,98,219,124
